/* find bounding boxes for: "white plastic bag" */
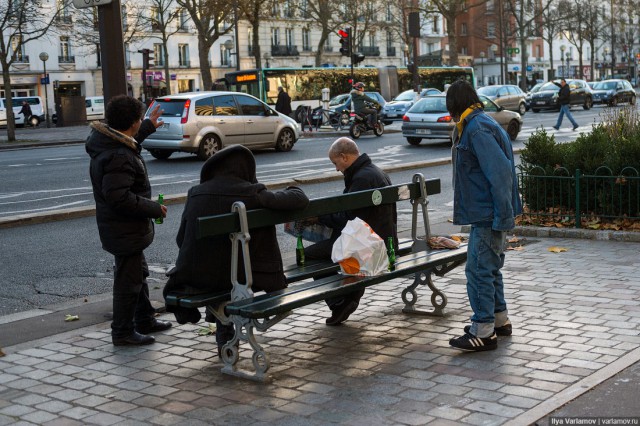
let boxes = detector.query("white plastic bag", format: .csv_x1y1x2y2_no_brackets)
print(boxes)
331,217,389,276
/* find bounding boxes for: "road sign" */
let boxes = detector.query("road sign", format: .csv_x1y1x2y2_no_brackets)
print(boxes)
526,65,533,71
513,66,520,71
72,0,113,8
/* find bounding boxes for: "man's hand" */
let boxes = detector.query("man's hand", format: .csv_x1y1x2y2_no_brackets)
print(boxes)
148,104,164,128
160,204,167,218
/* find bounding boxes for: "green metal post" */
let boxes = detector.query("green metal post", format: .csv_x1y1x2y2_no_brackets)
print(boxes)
575,169,581,228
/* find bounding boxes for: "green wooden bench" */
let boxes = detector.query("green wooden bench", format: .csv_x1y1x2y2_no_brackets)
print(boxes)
164,173,467,381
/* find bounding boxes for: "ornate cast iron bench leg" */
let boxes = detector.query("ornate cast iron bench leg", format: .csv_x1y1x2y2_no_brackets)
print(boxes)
401,270,447,316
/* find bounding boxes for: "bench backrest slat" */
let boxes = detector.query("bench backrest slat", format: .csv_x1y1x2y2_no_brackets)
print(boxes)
196,178,440,239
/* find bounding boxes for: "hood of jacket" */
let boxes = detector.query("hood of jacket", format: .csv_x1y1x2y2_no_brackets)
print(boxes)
200,145,258,184
86,121,139,159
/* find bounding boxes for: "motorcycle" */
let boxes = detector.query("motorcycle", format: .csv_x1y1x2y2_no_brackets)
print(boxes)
349,107,384,139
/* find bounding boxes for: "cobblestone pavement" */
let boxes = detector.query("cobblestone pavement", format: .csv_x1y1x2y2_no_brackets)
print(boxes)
1,236,639,425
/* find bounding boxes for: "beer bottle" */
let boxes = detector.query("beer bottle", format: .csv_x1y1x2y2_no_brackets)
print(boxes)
155,193,164,224
387,237,396,271
296,235,305,266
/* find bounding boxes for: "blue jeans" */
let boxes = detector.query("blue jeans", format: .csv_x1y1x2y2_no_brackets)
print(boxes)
466,226,508,337
555,104,578,128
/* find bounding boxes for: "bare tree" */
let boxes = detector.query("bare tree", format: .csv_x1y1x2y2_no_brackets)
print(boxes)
561,0,589,80
0,0,68,142
341,0,384,55
176,0,234,90
238,0,271,69
298,0,343,66
540,0,562,79
579,0,605,81
143,0,182,95
504,0,553,89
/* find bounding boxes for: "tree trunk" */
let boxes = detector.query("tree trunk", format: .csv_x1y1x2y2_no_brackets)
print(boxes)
163,38,171,95
315,31,329,67
253,19,262,69
2,67,16,142
198,34,213,90
446,16,458,66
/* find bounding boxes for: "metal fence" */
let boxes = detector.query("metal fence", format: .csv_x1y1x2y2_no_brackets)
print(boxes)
518,166,640,228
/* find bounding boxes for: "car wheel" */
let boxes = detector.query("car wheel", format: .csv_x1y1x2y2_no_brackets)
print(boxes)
609,97,618,107
406,137,421,145
275,128,295,152
149,149,173,160
532,108,539,113
583,97,592,110
507,120,520,141
631,95,637,106
518,102,526,115
198,134,222,160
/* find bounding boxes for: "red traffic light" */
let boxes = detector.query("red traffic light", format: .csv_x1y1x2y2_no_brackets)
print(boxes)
338,29,349,38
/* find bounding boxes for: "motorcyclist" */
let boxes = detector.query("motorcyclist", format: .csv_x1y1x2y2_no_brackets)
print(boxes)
350,82,380,128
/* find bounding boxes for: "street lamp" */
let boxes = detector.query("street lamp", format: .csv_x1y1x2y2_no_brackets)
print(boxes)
39,52,51,128
263,52,271,69
223,39,235,68
565,53,572,78
479,51,485,86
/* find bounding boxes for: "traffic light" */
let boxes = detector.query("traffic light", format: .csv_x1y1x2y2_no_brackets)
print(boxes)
338,28,351,57
352,53,365,64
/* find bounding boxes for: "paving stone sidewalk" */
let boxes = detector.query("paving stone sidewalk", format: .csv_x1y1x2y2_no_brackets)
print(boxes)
0,236,639,425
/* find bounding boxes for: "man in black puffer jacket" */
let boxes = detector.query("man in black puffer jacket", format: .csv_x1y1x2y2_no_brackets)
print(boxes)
86,95,169,347
305,137,398,326
552,78,579,131
163,145,309,356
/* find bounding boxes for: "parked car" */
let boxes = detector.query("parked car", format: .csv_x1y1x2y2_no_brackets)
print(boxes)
401,94,522,145
590,79,637,106
524,82,544,111
381,88,441,125
85,96,105,120
477,84,527,115
141,91,300,160
0,96,45,127
310,91,385,126
530,79,593,112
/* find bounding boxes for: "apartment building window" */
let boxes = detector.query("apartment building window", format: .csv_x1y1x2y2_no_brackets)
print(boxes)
271,1,280,17
154,43,164,66
486,0,494,11
285,28,294,47
178,8,189,30
368,33,376,48
300,0,310,18
57,0,72,23
284,0,294,18
428,43,435,53
59,37,74,63
248,28,254,55
271,28,280,46
124,43,130,68
178,44,190,67
386,5,393,22
150,7,161,31
302,28,311,51
487,22,496,38
461,23,467,36
324,36,332,52
121,5,128,31
221,45,231,66
433,16,440,33
461,46,468,55
10,36,27,63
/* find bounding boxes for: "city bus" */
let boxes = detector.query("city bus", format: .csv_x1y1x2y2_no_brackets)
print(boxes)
218,66,474,109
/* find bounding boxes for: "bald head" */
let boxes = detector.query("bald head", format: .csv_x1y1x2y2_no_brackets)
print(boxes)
328,137,360,174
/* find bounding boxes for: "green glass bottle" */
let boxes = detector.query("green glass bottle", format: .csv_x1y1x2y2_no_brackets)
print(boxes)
296,235,305,266
387,237,396,271
155,193,164,224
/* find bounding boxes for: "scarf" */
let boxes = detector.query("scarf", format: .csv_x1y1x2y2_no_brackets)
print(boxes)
456,103,483,136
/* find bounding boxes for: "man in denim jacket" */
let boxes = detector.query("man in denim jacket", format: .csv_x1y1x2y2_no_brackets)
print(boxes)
446,80,522,351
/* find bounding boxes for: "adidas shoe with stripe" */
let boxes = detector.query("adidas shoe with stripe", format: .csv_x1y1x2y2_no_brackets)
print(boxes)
449,332,497,352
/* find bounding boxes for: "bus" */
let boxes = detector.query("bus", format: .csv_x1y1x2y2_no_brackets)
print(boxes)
218,66,474,109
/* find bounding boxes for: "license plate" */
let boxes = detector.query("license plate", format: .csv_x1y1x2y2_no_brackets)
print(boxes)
386,113,397,118
536,101,546,105
157,123,170,130
416,129,431,135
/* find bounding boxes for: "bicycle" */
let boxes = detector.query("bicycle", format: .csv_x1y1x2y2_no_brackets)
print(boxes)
298,105,314,132
314,108,350,131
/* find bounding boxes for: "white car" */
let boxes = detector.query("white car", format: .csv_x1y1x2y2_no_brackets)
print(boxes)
142,91,300,160
0,96,45,127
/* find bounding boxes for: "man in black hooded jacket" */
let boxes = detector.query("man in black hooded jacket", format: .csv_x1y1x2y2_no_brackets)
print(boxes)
86,95,169,347
163,145,309,356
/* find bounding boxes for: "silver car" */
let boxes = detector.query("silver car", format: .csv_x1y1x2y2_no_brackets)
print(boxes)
142,91,300,160
401,94,522,145
381,88,441,124
477,84,527,115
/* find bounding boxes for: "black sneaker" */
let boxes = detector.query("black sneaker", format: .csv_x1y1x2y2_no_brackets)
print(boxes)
326,300,359,326
552,126,559,130
464,320,512,336
449,332,497,352
573,126,579,131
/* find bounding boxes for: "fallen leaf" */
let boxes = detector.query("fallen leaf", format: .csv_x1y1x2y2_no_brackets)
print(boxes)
197,323,216,336
451,235,462,242
508,235,520,243
548,246,568,253
507,246,524,251
64,314,79,322
0,348,5,357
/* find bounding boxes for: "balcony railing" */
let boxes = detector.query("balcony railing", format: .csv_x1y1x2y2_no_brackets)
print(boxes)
56,15,72,24
13,55,29,63
58,55,75,63
361,46,380,57
386,47,396,57
271,45,299,56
